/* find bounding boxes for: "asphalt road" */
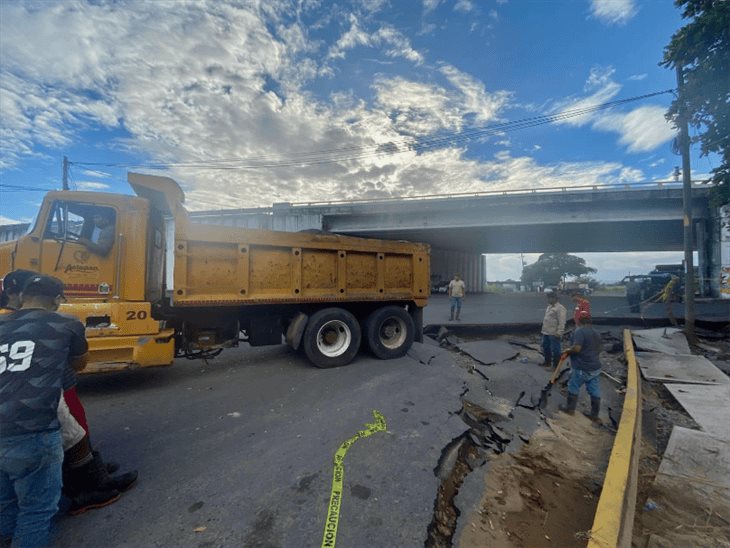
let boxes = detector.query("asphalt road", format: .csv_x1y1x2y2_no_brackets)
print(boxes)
56,345,470,547
424,292,730,326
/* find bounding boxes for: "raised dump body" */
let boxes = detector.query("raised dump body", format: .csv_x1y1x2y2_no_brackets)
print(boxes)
0,173,430,372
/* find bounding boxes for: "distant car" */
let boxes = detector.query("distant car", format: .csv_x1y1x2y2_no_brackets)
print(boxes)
431,281,450,294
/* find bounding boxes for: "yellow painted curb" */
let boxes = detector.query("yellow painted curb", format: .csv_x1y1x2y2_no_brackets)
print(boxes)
588,329,642,548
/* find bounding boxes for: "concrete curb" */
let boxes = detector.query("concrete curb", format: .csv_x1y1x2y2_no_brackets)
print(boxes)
587,329,642,548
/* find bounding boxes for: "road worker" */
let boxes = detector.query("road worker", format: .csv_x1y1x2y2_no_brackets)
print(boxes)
448,273,466,321
540,290,567,368
571,290,591,326
559,310,602,422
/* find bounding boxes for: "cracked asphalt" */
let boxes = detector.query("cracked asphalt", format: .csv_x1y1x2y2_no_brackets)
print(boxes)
55,344,470,547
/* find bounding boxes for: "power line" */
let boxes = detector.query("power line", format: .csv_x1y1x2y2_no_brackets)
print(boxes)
0,184,59,192
71,89,675,171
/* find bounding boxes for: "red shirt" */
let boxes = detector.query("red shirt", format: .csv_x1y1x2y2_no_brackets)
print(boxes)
573,297,591,325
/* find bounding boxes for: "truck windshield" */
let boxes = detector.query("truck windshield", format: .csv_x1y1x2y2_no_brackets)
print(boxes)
44,201,115,242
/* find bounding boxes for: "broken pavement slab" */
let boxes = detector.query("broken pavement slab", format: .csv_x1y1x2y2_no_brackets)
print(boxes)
407,340,454,367
654,426,730,501
453,340,520,366
631,327,691,354
476,360,551,404
664,384,730,440
636,351,730,385
461,382,514,423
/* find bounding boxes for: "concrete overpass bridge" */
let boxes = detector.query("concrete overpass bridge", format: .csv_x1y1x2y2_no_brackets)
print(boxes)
189,182,723,297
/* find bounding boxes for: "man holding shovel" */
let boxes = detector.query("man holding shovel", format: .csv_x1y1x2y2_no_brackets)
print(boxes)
559,310,602,422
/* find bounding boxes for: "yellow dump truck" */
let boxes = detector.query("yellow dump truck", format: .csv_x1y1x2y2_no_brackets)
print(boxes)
0,173,430,373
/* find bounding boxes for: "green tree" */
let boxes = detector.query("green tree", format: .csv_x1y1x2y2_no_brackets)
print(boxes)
662,0,730,206
520,253,597,286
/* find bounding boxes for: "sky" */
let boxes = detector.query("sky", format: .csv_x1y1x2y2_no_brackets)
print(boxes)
0,0,713,281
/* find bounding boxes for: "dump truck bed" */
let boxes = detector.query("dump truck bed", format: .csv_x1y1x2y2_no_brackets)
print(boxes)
172,221,430,308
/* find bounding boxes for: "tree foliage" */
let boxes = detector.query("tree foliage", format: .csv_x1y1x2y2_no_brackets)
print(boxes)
661,0,730,206
520,253,597,286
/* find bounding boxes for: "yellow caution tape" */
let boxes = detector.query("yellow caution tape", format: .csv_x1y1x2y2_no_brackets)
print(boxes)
321,410,387,548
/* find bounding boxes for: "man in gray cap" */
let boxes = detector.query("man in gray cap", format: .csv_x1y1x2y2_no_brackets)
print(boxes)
0,275,88,546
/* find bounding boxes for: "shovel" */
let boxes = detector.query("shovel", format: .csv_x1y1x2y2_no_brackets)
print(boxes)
536,353,570,409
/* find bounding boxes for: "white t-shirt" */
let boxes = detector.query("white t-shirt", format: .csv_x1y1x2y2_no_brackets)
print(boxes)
448,279,466,297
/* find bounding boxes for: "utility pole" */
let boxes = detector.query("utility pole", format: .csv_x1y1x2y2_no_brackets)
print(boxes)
62,156,70,190
675,66,696,343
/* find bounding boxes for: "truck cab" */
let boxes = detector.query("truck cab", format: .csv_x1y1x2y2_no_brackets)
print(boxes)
1,185,175,373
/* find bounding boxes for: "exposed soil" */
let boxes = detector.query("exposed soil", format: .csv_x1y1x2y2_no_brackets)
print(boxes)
459,414,614,548
632,381,730,548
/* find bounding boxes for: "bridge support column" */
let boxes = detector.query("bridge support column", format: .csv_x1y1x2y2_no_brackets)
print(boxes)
701,208,724,298
431,249,486,293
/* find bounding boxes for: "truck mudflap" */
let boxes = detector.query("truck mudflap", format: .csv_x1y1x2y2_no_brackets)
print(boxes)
81,328,176,374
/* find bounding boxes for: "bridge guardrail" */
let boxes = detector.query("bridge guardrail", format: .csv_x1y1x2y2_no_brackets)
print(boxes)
286,180,708,208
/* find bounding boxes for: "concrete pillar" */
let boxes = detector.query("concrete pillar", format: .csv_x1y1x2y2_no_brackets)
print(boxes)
703,206,724,298
719,205,730,298
696,220,709,297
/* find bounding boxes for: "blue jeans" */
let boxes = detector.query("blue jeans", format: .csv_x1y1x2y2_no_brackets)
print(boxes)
450,297,462,316
541,335,561,365
568,368,601,398
0,430,63,548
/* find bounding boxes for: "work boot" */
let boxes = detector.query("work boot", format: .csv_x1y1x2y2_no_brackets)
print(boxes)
455,313,461,321
92,450,120,474
88,453,138,493
583,397,601,422
558,393,578,415
69,489,121,516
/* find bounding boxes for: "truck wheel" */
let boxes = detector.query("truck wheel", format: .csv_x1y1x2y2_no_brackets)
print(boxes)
302,308,361,368
365,306,415,360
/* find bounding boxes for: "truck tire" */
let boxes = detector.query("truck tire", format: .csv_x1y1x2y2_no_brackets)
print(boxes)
302,308,361,368
365,306,415,360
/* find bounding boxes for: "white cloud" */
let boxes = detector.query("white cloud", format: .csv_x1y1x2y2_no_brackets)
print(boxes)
423,0,441,13
554,66,621,127
593,105,676,153
553,67,674,153
0,1,657,213
80,169,111,178
455,0,475,13
439,65,511,123
590,0,637,25
75,181,111,190
628,73,647,81
327,15,424,64
0,215,24,225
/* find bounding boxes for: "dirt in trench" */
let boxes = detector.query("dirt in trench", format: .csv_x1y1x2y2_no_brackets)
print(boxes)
459,413,614,548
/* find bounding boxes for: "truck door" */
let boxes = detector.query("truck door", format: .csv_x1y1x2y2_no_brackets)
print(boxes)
39,200,120,299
